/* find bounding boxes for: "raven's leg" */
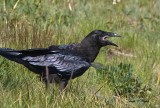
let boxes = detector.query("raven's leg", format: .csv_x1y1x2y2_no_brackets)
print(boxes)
44,78,49,89
59,79,68,93
45,66,49,89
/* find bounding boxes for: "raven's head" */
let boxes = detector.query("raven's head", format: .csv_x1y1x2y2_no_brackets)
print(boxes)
82,30,121,47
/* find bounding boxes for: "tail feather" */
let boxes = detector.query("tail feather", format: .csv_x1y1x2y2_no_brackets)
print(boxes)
0,48,22,63
0,48,14,52
0,48,21,56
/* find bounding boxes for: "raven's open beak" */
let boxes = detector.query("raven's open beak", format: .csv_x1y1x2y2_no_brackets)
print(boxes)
102,32,121,47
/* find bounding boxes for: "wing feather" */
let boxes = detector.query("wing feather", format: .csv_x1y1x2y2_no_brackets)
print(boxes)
22,53,90,73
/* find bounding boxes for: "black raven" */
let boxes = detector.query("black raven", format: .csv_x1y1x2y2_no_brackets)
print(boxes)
0,30,121,91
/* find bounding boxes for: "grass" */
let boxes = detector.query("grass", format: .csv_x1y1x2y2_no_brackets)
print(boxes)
0,0,160,107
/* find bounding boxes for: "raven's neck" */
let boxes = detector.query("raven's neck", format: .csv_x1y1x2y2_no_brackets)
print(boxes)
76,41,101,63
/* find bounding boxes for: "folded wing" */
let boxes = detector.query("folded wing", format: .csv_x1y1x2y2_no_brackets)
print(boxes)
0,45,90,78
22,53,90,77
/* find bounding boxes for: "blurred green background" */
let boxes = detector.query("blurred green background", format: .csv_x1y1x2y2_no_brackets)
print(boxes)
0,0,160,107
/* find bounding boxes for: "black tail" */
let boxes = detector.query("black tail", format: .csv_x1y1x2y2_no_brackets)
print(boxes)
0,48,22,63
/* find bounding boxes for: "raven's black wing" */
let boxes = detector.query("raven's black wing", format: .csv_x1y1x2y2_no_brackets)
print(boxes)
22,53,90,78
0,45,90,78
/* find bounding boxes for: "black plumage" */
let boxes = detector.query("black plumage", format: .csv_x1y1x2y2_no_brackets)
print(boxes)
0,30,121,91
